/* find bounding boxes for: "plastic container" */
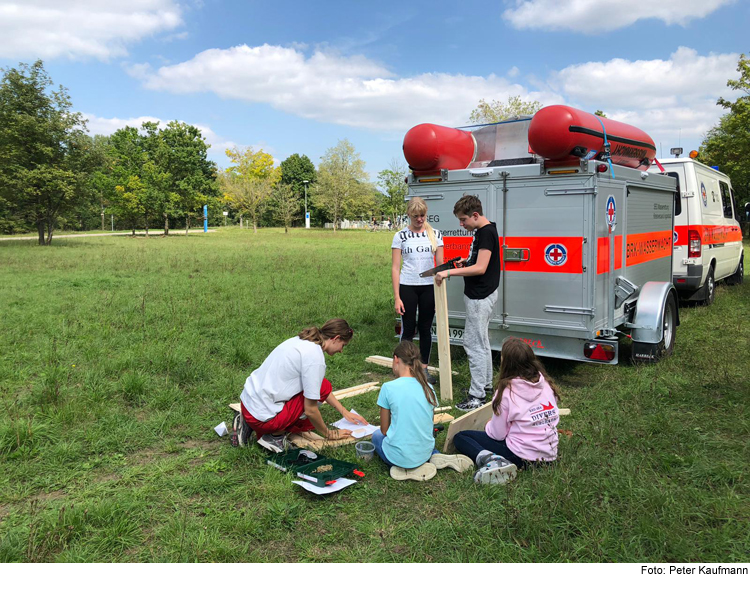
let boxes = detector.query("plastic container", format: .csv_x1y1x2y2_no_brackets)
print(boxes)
355,441,375,462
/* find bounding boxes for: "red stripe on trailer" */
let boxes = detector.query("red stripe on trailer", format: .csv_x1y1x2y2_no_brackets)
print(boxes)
596,236,623,274
625,231,673,266
442,236,584,274
674,224,743,246
528,105,656,170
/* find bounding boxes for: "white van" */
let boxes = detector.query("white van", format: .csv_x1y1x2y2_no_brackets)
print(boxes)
650,157,744,303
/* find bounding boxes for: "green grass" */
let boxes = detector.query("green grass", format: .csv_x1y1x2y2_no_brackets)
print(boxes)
0,228,748,562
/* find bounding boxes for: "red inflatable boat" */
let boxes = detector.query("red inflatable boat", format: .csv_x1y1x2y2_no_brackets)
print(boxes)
402,106,656,173
528,105,656,170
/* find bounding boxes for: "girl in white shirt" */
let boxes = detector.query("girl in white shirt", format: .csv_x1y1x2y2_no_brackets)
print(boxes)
232,319,368,452
391,197,444,382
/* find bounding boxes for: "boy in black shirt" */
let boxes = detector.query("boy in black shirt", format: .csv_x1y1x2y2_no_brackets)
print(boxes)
435,194,500,410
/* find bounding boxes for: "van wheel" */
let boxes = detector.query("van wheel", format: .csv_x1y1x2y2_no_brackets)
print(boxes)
726,255,744,286
631,294,677,363
702,267,715,306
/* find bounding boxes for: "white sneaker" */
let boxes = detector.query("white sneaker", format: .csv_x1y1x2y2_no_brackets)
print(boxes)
473,458,518,485
389,463,437,481
429,453,473,472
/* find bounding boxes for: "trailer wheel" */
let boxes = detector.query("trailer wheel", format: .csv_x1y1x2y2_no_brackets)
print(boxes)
726,254,744,286
701,267,716,306
631,293,677,363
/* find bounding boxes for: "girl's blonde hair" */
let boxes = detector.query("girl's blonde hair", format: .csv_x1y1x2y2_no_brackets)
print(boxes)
393,340,437,407
492,337,560,415
298,319,354,346
406,197,437,252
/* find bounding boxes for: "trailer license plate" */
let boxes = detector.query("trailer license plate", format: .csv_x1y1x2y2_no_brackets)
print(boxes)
431,326,464,342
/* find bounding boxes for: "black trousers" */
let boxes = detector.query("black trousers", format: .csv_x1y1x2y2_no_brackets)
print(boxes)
399,283,435,365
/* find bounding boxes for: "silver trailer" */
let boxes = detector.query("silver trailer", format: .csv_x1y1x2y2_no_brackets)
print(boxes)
409,120,680,363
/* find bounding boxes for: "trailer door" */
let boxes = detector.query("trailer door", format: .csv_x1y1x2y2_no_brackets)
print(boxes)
496,176,592,336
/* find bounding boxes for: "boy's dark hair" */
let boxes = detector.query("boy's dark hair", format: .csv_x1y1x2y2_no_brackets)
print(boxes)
453,194,483,217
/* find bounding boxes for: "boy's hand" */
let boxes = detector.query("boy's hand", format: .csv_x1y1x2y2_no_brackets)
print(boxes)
456,257,467,268
435,271,448,286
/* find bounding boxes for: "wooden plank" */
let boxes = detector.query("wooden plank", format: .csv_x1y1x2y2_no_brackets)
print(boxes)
288,431,366,451
559,408,570,416
229,402,241,413
332,382,380,400
442,402,494,453
365,355,457,376
433,280,453,402
433,413,454,424
434,405,452,413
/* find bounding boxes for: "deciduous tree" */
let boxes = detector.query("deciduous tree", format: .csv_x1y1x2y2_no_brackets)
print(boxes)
468,95,543,125
314,139,369,232
378,159,408,222
699,54,750,211
0,60,91,244
222,147,279,232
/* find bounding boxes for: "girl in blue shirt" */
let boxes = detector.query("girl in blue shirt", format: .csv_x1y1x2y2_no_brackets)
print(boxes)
372,341,472,481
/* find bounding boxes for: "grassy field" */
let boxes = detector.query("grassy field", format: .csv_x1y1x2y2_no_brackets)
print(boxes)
0,228,748,562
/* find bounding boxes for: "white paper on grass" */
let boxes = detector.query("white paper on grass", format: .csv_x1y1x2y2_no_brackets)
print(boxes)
214,422,228,437
332,409,379,438
293,478,357,495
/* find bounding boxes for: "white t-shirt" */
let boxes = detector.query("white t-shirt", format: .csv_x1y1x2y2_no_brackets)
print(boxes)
392,228,444,286
240,336,326,422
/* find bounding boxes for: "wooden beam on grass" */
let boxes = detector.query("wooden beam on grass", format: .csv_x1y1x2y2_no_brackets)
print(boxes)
433,280,453,402
365,355,457,376
332,382,380,400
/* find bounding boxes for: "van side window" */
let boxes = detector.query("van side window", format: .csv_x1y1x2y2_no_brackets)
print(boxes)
730,190,740,222
719,181,733,219
667,172,682,216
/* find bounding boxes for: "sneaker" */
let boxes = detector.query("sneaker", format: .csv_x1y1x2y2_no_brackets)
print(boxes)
424,369,437,385
473,458,518,485
389,463,437,482
456,395,486,411
231,412,254,448
429,453,473,473
476,452,506,469
258,433,292,454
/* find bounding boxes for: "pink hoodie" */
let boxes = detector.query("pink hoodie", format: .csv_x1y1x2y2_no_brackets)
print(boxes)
485,373,559,462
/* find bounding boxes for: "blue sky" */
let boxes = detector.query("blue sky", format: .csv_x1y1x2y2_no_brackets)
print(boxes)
1,0,747,180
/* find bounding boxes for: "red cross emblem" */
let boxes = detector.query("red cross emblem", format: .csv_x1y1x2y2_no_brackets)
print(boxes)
606,195,617,230
545,243,567,266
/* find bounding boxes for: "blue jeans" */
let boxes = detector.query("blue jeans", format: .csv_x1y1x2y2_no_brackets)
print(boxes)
453,430,526,469
371,429,438,469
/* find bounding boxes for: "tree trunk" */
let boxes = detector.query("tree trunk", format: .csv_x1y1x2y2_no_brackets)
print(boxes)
185,215,189,236
253,221,258,234
164,214,169,236
37,221,45,245
240,216,243,229
145,219,149,237
45,217,55,245
132,226,136,236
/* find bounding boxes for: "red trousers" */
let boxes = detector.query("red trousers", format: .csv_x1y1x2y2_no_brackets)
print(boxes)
241,378,332,437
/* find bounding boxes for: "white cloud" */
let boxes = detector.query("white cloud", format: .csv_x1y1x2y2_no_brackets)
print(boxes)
82,113,262,164
0,0,183,61
502,0,735,33
549,47,740,149
129,44,563,130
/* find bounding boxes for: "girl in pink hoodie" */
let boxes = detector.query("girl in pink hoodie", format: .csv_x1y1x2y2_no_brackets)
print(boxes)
453,338,560,485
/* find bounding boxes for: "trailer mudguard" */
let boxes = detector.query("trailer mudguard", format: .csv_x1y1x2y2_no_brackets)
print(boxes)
630,282,680,344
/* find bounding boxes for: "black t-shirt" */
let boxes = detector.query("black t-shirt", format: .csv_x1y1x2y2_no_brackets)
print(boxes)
464,222,501,299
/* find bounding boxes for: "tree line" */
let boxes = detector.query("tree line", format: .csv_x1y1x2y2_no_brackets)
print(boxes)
0,61,408,244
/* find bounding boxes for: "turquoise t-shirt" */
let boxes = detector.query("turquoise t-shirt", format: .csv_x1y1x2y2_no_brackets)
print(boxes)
377,377,435,469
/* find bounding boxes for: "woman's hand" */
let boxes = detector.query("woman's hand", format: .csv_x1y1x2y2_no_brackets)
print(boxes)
326,428,352,440
394,298,405,315
342,410,369,425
